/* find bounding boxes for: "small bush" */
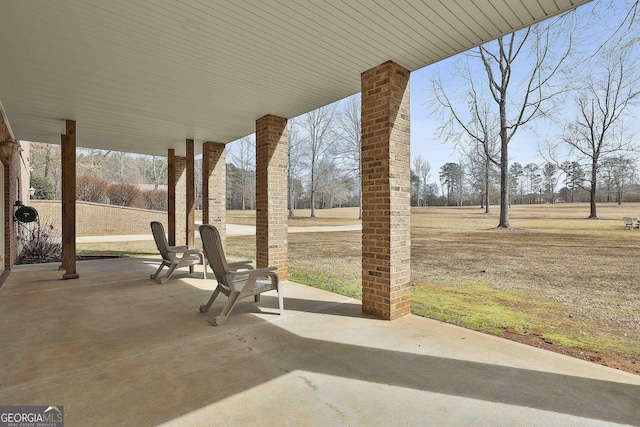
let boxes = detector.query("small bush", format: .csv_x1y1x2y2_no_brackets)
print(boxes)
15,217,61,264
77,174,108,203
30,176,55,200
107,182,140,207
142,189,167,211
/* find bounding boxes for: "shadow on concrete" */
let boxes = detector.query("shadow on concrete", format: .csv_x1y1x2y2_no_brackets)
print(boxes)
1,258,638,425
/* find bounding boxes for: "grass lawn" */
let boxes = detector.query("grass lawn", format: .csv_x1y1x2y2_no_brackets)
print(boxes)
78,203,640,373
409,204,640,372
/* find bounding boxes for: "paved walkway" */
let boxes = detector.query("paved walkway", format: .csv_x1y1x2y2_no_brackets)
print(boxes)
77,223,361,243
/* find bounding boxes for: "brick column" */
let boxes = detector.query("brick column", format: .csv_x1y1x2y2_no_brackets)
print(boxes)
256,115,288,279
361,60,411,320
202,141,226,245
168,149,187,246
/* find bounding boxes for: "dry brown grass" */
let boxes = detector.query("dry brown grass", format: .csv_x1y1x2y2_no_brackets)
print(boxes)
226,208,361,227
410,204,640,367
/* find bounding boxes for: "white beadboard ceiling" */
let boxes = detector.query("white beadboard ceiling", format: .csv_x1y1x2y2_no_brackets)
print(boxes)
0,0,591,156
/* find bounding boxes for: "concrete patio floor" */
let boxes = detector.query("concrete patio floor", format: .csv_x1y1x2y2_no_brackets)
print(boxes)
1,258,639,426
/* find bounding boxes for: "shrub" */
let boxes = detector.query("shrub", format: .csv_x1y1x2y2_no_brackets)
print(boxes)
30,176,55,200
76,174,108,203
107,182,140,207
15,217,61,264
142,189,168,211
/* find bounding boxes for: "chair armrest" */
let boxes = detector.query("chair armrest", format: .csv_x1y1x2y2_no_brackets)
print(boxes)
228,260,254,270
229,266,277,278
167,247,202,255
231,267,279,292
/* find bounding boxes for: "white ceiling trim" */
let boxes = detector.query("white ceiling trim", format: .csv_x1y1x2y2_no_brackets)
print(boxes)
0,0,592,156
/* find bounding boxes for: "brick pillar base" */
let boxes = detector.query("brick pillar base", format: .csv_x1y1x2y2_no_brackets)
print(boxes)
361,60,411,320
202,141,226,245
256,115,288,279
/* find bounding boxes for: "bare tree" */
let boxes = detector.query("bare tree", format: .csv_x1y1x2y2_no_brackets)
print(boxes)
433,66,500,213
147,156,167,189
559,46,640,218
29,142,61,198
412,155,430,207
77,148,111,177
432,14,575,227
295,104,337,217
229,136,256,210
287,124,306,217
336,95,362,218
600,155,637,204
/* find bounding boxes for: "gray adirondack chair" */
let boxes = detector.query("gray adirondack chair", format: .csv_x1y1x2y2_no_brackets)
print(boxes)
623,217,634,229
150,221,206,283
198,224,283,326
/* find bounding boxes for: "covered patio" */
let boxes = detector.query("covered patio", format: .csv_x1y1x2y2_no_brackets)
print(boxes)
4,1,638,425
0,0,594,319
1,258,639,425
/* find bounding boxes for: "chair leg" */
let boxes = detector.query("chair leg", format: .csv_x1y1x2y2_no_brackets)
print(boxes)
254,294,260,303
213,316,227,326
150,263,165,279
160,263,178,284
213,292,241,326
200,254,207,279
277,282,284,315
200,286,221,313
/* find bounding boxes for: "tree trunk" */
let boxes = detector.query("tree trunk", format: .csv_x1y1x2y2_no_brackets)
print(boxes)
498,132,509,227
589,166,597,218
44,148,51,179
484,159,490,214
288,188,295,218
310,191,316,217
310,164,316,217
617,188,623,206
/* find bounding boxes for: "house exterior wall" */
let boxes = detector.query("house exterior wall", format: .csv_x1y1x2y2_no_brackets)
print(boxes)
0,110,28,271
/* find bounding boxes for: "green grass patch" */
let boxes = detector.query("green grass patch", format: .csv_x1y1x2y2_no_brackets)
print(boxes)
411,281,537,335
290,271,362,300
411,281,640,359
